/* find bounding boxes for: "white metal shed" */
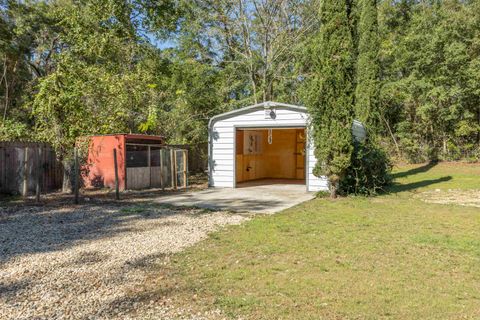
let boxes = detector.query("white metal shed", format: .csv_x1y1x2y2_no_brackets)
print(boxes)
208,101,329,192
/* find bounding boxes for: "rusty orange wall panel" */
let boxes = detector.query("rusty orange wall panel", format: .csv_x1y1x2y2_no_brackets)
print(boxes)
83,135,126,190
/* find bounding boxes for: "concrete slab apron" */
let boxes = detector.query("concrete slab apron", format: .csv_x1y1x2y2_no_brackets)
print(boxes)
156,184,315,214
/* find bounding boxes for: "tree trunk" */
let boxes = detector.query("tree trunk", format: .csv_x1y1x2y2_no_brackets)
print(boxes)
477,105,480,144
442,135,447,158
381,113,400,156
329,175,339,199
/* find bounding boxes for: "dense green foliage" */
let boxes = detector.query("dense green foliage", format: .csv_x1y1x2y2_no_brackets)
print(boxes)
346,0,391,195
379,0,480,162
355,0,380,127
301,0,356,197
0,0,222,157
340,141,392,195
1,0,480,166
302,0,391,197
30,1,163,157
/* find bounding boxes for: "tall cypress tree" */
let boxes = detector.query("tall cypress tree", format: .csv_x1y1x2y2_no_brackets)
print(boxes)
340,0,391,196
355,0,380,127
303,0,356,198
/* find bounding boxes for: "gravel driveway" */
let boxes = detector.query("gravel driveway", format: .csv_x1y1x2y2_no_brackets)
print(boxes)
0,200,247,319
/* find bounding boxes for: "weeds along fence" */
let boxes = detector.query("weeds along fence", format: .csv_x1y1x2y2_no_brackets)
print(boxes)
0,142,63,196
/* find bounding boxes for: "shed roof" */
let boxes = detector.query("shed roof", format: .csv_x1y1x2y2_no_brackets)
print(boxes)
86,133,164,140
209,101,306,129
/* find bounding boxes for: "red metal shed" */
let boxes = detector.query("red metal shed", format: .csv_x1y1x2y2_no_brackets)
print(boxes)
83,134,177,191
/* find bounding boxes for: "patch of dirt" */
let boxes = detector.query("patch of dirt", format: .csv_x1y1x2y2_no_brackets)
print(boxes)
417,189,480,207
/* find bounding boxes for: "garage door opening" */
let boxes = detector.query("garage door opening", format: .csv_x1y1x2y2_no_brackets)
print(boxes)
235,128,306,187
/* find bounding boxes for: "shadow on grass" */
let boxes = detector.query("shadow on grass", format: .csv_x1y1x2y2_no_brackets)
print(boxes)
387,176,452,194
391,162,438,179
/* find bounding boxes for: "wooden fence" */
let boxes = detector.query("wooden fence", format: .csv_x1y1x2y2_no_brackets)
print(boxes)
0,142,63,196
0,141,205,197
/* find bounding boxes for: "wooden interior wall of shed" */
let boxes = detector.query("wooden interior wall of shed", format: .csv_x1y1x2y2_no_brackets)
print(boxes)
236,129,305,183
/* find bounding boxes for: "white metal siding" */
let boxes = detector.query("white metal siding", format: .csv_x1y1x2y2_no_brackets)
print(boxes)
306,144,328,191
210,106,328,192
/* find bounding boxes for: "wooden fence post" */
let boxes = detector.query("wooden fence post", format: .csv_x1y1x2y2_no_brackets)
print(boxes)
74,147,79,204
113,148,120,200
185,149,188,191
147,146,151,188
36,147,42,203
183,150,187,190
160,148,164,190
170,149,176,190
22,147,29,197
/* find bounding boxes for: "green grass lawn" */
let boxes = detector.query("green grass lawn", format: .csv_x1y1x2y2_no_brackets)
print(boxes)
154,163,480,319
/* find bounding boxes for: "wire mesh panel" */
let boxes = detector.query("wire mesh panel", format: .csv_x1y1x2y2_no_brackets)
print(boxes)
150,146,162,188
146,147,175,189
126,145,149,167
125,145,188,190
159,148,173,189
175,149,188,189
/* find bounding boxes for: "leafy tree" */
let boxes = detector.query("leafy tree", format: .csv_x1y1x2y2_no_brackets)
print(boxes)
340,140,392,195
379,0,480,162
158,50,225,145
0,1,57,139
302,0,356,198
178,0,320,106
29,0,175,191
355,0,380,128
338,0,392,196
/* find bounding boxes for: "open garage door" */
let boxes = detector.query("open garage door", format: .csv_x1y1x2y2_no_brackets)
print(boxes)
235,128,306,187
